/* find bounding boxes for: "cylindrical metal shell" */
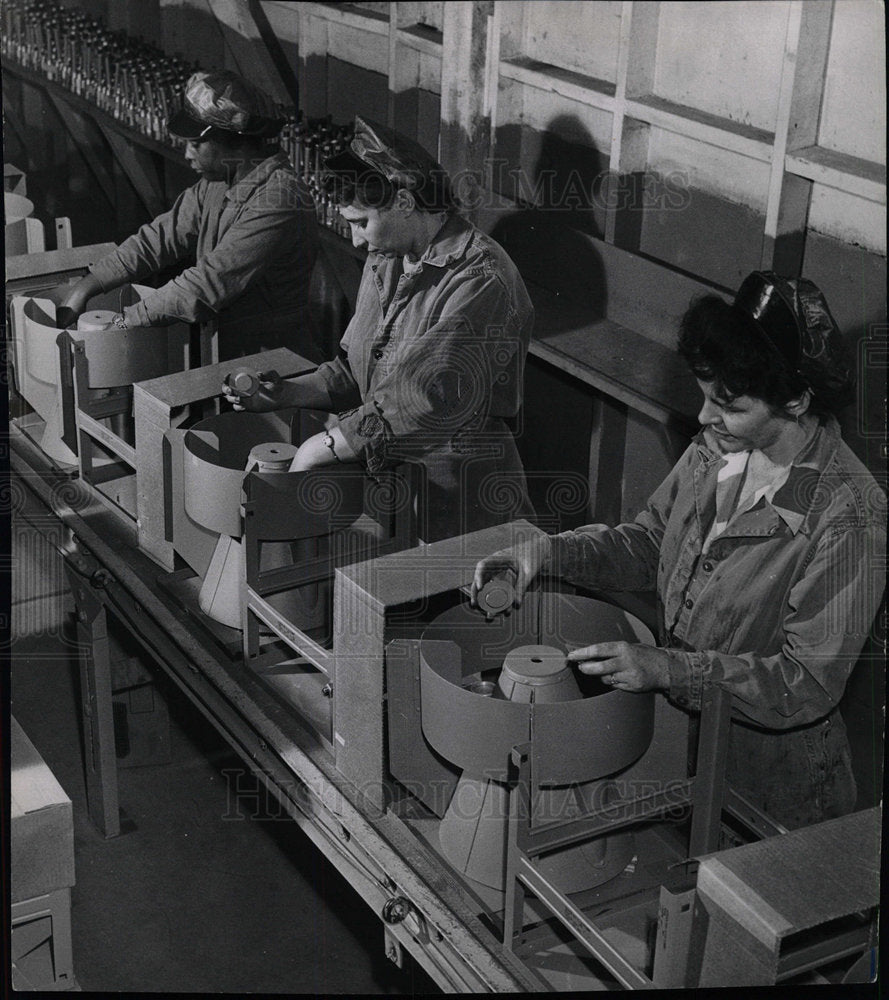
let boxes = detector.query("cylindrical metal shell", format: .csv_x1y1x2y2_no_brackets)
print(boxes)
183,411,292,536
419,596,656,783
4,191,34,222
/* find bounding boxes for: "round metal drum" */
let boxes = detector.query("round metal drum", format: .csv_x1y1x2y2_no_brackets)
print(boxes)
183,411,294,535
419,594,656,783
67,284,188,387
5,191,34,222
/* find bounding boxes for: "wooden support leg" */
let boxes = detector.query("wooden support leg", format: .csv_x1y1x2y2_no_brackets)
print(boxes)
688,686,732,857
503,746,533,950
64,565,125,837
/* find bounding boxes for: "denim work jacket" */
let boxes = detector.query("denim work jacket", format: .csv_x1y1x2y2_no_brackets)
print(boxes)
309,213,534,470
549,417,886,827
90,151,319,355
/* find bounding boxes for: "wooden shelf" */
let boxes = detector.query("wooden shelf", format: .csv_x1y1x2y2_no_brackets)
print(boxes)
499,56,616,112
786,146,887,205
527,281,699,430
398,23,443,56
2,58,184,166
309,2,389,33
626,94,774,163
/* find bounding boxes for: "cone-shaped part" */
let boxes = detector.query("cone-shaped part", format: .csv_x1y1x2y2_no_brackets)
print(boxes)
438,643,633,893
39,405,77,466
438,772,634,893
497,645,581,703
439,775,508,888
76,310,116,331
198,531,329,633
198,534,244,629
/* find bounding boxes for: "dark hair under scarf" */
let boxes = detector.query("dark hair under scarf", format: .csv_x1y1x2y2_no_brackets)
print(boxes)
678,271,854,418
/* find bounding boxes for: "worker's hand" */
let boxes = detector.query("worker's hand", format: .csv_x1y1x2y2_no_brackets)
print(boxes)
470,535,552,609
221,370,288,412
56,274,103,328
567,642,670,693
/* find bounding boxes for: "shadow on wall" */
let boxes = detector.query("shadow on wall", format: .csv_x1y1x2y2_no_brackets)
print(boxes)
801,230,888,480
489,116,607,316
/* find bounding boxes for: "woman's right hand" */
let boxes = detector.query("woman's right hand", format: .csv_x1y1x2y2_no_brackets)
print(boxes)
56,274,103,329
221,370,289,412
471,534,552,609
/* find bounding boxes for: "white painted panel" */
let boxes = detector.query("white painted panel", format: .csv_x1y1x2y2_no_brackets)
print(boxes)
655,1,789,132
327,21,390,74
349,1,390,15
417,50,442,93
809,184,887,254
497,73,524,120
819,0,886,165
259,1,301,44
499,78,613,149
398,2,445,31
521,0,622,82
648,128,770,211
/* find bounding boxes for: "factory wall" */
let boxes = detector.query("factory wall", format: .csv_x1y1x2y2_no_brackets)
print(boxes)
33,0,885,489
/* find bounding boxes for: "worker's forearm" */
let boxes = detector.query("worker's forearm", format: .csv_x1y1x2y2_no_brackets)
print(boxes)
280,371,334,411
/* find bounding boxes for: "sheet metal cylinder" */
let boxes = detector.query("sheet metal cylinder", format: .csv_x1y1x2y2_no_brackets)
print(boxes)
182,411,294,537
419,596,655,783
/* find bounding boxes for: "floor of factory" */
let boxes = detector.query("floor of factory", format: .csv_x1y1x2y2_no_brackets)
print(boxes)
10,596,439,995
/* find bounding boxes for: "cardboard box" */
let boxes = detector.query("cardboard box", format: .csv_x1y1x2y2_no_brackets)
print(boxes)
11,716,75,904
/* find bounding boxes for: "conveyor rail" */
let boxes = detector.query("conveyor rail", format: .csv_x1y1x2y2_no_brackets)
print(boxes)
9,424,544,993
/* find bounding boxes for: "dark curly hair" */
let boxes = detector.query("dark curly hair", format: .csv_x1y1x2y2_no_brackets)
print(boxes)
677,294,854,418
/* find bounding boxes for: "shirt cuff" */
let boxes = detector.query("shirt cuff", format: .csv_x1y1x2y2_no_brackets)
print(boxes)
90,256,130,292
666,649,712,712
337,406,390,472
121,301,153,328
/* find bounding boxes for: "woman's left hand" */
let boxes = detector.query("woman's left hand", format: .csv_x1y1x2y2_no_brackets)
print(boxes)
567,642,671,692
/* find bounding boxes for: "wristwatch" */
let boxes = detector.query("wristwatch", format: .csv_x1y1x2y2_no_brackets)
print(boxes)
323,432,342,463
111,312,128,330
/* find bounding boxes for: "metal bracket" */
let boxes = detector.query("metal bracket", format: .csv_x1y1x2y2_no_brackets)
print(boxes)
383,927,404,969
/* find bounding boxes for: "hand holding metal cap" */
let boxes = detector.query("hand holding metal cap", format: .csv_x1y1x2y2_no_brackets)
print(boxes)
476,576,516,618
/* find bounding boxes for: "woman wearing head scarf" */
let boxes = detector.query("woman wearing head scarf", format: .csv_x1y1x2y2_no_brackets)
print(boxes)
473,272,886,830
58,70,321,362
225,116,535,542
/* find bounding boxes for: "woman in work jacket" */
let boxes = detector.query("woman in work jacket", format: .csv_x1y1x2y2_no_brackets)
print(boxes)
473,271,886,830
58,70,321,363
224,116,535,543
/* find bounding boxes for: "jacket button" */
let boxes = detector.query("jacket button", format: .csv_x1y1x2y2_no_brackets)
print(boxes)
685,598,694,609
703,561,713,572
373,349,384,360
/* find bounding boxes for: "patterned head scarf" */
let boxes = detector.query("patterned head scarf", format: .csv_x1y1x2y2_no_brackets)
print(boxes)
167,71,283,139
733,271,842,375
323,116,455,211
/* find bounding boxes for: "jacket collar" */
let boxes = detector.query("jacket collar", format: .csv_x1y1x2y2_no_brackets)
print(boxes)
224,150,291,204
694,416,842,536
412,213,475,269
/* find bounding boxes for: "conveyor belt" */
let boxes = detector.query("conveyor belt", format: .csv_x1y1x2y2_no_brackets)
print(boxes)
9,423,544,992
